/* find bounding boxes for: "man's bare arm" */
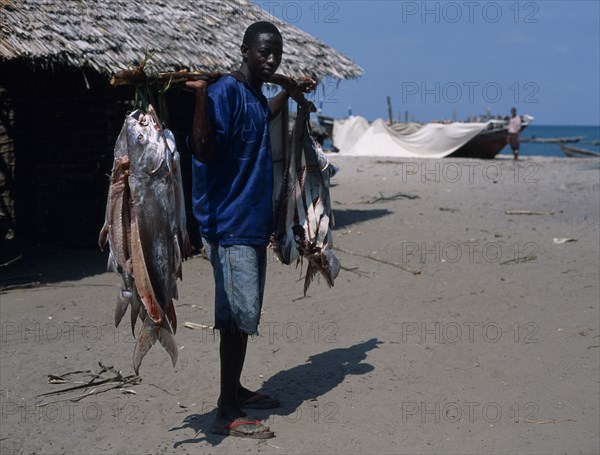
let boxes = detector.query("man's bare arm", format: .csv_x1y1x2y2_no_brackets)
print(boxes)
185,80,214,162
269,75,317,118
269,90,291,119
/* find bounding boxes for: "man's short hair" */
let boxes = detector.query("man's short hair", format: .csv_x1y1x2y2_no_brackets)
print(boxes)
243,21,282,47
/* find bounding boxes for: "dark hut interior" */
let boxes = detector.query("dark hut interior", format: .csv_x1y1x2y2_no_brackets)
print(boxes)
0,61,200,255
2,61,131,244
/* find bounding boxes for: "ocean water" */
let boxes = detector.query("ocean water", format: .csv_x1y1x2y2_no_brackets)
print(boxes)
499,125,600,158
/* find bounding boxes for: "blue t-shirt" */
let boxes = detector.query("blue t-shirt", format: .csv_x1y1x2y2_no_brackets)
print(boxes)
191,73,274,245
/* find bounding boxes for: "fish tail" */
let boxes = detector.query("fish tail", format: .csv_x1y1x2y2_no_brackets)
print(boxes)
133,318,158,375
132,316,177,374
166,299,177,334
157,321,178,368
130,290,143,337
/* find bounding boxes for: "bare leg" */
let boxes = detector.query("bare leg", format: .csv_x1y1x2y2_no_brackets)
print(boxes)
212,329,274,437
217,329,248,421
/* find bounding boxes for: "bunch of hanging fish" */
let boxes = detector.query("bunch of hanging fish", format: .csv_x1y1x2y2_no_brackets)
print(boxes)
99,105,190,374
271,99,341,294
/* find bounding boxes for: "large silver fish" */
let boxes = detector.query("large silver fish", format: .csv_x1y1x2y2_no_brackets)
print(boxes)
99,105,189,374
271,100,340,294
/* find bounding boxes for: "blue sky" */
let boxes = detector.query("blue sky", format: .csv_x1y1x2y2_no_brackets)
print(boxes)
256,1,600,125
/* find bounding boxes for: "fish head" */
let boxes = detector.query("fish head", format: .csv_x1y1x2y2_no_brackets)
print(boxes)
126,110,169,175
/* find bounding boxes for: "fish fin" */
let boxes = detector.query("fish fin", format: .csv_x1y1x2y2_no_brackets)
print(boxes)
157,321,178,368
173,282,179,301
116,272,135,327
318,247,340,288
130,289,143,337
171,238,180,299
107,251,119,273
173,234,183,281
315,213,329,248
98,224,108,250
166,299,177,334
325,248,341,284
115,287,131,327
181,230,192,260
303,262,320,296
133,318,159,375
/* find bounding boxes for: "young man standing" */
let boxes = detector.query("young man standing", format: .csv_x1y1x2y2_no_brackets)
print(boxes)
185,21,316,439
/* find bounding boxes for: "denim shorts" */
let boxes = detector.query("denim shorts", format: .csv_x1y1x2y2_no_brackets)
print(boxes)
202,239,267,335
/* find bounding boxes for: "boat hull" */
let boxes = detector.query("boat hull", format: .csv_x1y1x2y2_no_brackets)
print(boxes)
451,122,531,159
560,144,600,158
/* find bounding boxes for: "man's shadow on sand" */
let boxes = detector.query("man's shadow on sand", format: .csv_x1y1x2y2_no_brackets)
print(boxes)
171,338,381,448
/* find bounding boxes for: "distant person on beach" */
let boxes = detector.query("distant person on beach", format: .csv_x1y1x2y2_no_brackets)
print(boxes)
507,107,522,160
184,21,316,439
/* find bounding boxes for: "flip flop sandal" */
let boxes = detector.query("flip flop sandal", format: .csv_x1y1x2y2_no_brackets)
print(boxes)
240,393,281,409
211,417,275,439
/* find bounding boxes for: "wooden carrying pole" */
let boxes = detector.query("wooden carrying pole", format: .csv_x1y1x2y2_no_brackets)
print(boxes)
110,68,223,86
110,68,316,112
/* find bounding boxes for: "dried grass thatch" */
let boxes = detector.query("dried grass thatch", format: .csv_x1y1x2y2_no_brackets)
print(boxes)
0,0,363,80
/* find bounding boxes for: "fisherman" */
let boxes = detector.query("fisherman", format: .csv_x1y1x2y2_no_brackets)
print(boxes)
184,21,316,439
507,107,522,160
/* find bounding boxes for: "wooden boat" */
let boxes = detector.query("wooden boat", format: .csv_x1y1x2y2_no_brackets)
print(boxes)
560,144,600,158
521,136,582,143
451,115,533,159
324,114,534,159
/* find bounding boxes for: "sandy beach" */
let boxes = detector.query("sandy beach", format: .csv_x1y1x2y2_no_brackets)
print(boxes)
1,155,599,455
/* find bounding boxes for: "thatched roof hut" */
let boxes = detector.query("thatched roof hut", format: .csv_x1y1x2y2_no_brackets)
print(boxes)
0,0,362,253
0,0,362,79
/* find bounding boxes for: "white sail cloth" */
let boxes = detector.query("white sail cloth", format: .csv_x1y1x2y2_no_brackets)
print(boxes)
333,116,491,158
